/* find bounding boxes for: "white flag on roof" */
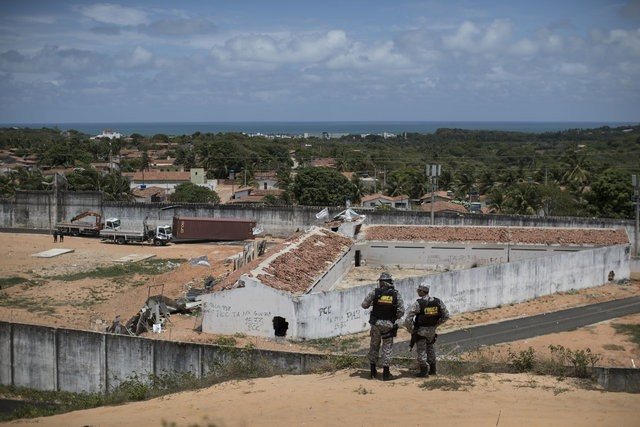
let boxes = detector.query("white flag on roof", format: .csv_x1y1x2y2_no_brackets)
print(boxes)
315,207,329,219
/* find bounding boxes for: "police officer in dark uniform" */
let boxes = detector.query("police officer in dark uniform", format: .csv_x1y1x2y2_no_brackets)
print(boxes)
404,282,449,377
361,272,405,380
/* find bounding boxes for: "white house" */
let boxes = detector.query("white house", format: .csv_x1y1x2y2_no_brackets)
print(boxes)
360,193,410,210
90,129,122,140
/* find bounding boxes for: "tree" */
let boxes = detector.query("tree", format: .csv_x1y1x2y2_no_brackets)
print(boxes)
477,169,495,195
455,167,476,202
0,173,14,198
487,188,506,214
586,168,634,219
169,182,220,204
385,166,424,199
290,167,354,206
504,183,542,215
102,172,134,202
140,150,150,172
66,169,106,192
539,184,580,217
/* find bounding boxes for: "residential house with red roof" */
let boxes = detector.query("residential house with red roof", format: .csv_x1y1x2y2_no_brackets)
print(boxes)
360,193,411,210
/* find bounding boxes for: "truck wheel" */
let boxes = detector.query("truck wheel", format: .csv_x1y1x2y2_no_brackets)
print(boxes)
116,236,126,245
72,229,80,237
153,239,162,246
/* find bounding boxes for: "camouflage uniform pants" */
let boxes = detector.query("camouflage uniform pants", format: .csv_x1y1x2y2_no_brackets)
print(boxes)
367,323,395,366
415,329,437,368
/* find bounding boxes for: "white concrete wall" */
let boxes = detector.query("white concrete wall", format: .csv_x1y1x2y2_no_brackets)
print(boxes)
361,240,587,269
200,244,630,340
295,287,372,339
310,247,356,293
200,277,297,338
391,244,630,316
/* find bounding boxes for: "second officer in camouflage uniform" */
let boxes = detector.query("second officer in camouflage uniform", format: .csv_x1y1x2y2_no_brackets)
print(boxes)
404,282,449,377
361,272,405,380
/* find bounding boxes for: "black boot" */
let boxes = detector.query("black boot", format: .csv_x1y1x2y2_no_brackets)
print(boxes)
370,363,377,379
382,366,392,381
429,361,437,376
416,364,429,378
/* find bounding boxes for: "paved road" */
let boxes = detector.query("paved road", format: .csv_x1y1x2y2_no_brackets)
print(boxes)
391,295,640,356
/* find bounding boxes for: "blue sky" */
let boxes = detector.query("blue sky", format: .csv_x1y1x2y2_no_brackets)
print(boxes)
1,0,639,123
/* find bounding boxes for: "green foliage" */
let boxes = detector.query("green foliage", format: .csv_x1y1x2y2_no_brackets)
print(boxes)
586,168,634,219
302,335,363,353
213,336,237,346
418,377,475,391
507,347,536,372
169,182,220,204
539,184,580,216
386,166,425,199
547,345,601,378
611,323,640,345
0,276,30,289
49,258,183,281
504,183,542,215
290,167,355,206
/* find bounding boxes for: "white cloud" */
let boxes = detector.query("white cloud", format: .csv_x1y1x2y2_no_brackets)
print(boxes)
442,21,479,51
81,3,148,26
327,40,412,70
478,19,512,51
128,46,152,67
442,19,512,53
603,28,640,56
557,62,589,75
211,30,350,66
142,18,216,37
509,38,538,56
536,29,564,54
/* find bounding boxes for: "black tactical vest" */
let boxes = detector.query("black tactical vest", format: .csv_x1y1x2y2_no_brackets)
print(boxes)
371,287,399,322
414,297,442,327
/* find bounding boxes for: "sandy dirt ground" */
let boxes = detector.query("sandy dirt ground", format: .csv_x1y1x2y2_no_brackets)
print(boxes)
1,232,639,426
3,370,639,427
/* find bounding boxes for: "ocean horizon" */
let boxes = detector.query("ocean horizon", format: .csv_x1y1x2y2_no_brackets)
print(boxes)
2,120,637,137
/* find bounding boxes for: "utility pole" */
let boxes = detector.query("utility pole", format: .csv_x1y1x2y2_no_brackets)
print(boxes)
426,163,441,225
633,174,639,257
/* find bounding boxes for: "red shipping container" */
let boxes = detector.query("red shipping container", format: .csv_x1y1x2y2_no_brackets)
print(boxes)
172,216,257,242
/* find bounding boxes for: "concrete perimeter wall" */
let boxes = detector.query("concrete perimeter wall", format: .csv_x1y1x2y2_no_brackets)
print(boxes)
0,193,636,257
0,321,326,394
2,319,638,393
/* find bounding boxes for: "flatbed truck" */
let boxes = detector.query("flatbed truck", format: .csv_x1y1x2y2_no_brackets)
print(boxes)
99,218,172,246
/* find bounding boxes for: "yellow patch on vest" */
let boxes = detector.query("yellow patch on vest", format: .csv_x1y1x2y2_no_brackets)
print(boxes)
378,295,394,304
424,306,439,316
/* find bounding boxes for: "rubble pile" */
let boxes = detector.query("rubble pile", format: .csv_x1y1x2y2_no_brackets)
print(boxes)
257,229,352,294
508,227,628,245
365,225,629,246
106,295,187,336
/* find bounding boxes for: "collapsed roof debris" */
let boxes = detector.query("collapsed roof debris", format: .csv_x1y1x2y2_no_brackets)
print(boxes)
364,225,629,245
